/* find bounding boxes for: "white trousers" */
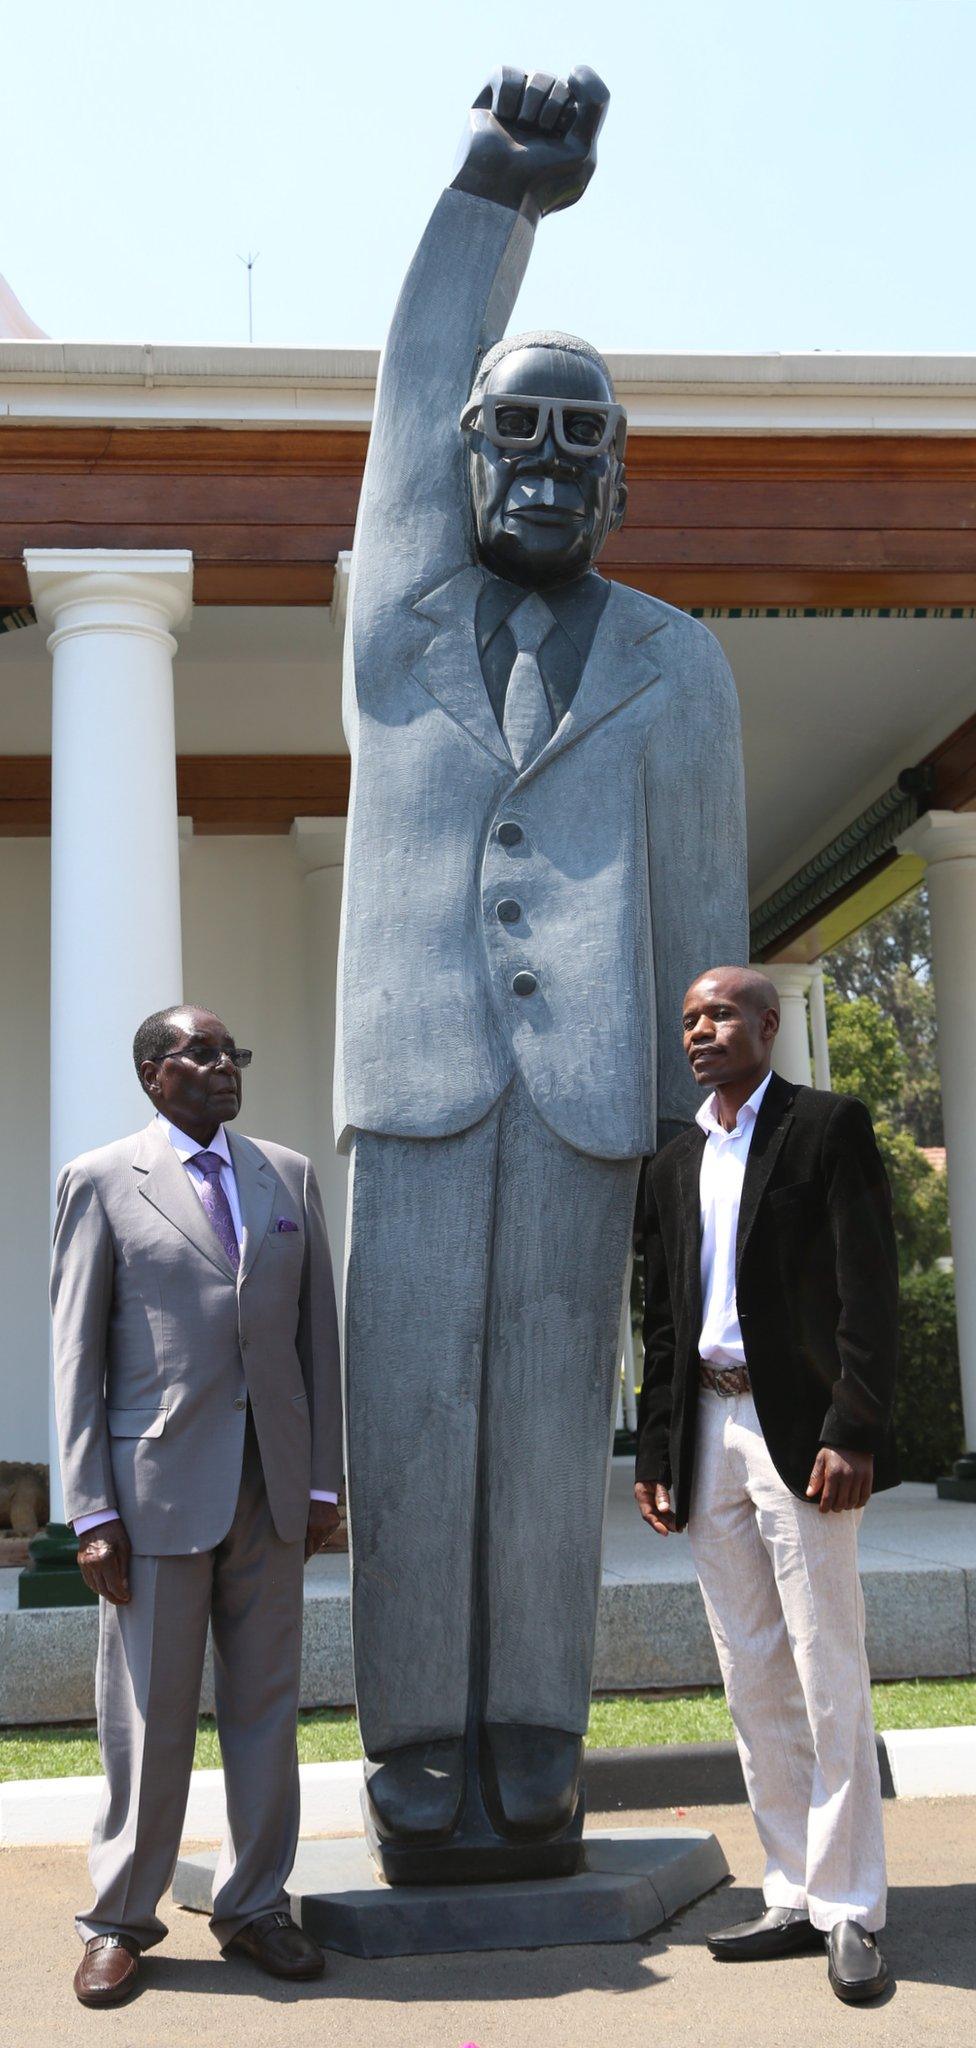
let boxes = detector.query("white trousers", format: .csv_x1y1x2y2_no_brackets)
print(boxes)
688,1389,886,1933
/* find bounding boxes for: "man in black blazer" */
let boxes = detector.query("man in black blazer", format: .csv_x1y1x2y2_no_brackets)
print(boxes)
636,966,898,2005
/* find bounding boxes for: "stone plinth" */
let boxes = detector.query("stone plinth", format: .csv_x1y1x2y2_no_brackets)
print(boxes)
173,1826,728,1958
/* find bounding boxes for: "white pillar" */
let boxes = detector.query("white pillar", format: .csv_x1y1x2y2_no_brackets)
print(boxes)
898,810,976,1458
291,817,349,1296
26,548,192,1520
808,965,832,1091
760,962,814,1086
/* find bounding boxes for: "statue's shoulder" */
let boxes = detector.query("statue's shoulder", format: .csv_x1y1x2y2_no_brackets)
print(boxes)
608,582,733,689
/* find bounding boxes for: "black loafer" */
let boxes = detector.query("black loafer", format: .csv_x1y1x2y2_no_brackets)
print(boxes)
223,1910,324,1981
827,1921,889,2002
707,1906,825,1961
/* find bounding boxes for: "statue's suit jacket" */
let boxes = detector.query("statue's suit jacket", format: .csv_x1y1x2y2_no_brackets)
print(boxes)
336,187,748,1159
51,1121,342,1553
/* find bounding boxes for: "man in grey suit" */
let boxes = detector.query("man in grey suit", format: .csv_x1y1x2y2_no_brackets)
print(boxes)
53,1005,342,2007
338,66,748,1859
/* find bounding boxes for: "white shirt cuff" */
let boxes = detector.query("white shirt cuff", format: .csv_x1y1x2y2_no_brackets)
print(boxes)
310,1490,338,1505
73,1509,119,1536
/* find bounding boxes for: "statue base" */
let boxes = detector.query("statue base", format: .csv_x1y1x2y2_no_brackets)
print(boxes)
937,1453,976,1503
173,1826,729,1958
18,1523,96,1609
362,1786,583,1887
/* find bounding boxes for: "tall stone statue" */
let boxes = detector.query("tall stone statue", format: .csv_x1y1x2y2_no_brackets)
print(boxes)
337,65,748,1878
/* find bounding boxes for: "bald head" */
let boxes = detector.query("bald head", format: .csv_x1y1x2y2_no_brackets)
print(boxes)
684,966,781,1021
682,966,780,1111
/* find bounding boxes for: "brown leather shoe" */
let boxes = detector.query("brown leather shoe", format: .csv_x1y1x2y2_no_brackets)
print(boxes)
73,1934,141,2007
223,1909,325,1980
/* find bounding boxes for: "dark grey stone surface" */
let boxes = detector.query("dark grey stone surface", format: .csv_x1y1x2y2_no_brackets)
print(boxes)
174,1826,729,1958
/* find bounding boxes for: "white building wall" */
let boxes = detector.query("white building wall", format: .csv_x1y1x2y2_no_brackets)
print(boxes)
180,837,314,1154
0,842,51,1459
0,834,345,1465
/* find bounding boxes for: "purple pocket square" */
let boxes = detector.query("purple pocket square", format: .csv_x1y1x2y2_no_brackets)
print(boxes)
275,1217,300,1233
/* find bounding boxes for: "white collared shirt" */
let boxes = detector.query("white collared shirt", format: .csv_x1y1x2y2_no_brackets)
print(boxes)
73,1113,336,1532
697,1071,774,1366
157,1112,244,1247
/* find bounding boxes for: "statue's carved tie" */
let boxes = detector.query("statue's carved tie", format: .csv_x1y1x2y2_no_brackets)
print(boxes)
503,593,554,771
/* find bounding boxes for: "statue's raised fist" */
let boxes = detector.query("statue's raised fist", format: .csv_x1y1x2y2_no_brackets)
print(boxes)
452,65,609,224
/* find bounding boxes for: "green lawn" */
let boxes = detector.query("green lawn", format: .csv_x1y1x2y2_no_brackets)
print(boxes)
1,1678,973,1782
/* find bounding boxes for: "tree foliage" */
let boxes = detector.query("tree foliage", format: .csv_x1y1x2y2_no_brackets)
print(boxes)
823,984,905,1121
824,908,950,1274
895,1270,964,1479
826,886,942,1145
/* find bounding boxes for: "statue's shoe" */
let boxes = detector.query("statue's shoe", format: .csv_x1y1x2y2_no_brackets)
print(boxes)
364,1738,465,1842
481,1722,583,1839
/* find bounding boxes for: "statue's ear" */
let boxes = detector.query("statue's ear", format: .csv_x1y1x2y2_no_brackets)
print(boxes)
610,470,628,535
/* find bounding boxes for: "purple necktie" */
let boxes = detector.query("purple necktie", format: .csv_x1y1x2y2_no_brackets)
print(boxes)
193,1151,240,1271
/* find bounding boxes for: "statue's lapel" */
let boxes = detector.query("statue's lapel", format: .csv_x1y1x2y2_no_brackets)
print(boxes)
410,568,513,767
512,583,668,788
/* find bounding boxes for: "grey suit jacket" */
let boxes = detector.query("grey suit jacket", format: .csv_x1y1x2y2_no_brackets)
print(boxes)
51,1121,343,1553
336,188,748,1160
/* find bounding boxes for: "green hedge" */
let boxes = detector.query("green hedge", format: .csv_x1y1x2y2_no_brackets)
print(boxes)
894,1269,965,1481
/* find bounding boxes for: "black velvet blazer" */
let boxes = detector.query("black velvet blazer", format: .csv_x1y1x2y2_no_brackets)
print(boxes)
636,1074,900,1527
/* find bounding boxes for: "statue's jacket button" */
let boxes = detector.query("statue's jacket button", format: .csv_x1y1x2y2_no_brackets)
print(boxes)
512,971,538,997
496,899,521,924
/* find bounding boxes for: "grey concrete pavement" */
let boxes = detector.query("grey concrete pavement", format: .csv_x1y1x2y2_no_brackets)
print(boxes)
2,1796,972,2048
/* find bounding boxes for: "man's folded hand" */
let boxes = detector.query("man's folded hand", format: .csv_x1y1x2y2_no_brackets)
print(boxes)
77,1518,131,1604
305,1499,341,1561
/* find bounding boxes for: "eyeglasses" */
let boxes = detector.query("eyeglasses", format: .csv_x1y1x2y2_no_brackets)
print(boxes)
460,393,627,459
166,1045,253,1070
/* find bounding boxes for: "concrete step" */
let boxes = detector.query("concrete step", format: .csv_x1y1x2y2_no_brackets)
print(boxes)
2,1475,974,1725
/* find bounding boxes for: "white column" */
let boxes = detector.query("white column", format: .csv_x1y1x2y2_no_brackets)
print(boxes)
898,811,976,1458
26,548,192,1519
808,965,832,1091
759,962,814,1086
291,817,348,1296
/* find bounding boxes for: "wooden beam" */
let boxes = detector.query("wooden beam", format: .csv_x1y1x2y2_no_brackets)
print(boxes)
929,709,976,811
5,425,976,608
0,755,351,836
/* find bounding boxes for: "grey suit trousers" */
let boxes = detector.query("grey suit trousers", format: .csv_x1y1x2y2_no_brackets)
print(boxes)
77,1415,305,1950
345,1078,639,1756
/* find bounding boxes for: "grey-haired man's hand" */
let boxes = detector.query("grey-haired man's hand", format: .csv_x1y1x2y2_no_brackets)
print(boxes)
77,1517,131,1604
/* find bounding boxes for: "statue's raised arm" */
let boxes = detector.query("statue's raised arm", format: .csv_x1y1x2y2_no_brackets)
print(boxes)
350,68,609,633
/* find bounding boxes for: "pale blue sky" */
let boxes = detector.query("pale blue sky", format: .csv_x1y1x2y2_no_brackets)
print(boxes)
2,0,973,354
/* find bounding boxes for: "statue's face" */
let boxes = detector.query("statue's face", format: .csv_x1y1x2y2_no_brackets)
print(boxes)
465,345,627,587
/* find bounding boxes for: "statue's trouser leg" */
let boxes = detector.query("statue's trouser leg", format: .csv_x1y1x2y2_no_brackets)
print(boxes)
481,1081,640,1734
344,1103,504,1758
344,1082,639,1756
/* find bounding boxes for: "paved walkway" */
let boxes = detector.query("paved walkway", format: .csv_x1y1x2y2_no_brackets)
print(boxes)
4,1796,972,2048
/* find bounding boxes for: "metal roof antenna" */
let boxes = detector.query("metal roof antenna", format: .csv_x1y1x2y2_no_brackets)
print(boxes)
237,251,260,344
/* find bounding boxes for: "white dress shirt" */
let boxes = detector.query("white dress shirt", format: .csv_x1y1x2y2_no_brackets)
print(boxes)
697,1070,774,1366
73,1113,336,1534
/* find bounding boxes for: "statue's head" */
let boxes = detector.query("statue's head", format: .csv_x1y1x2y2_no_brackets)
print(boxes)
461,332,627,587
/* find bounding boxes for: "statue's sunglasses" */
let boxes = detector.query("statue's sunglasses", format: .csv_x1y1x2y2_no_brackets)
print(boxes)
460,393,627,459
